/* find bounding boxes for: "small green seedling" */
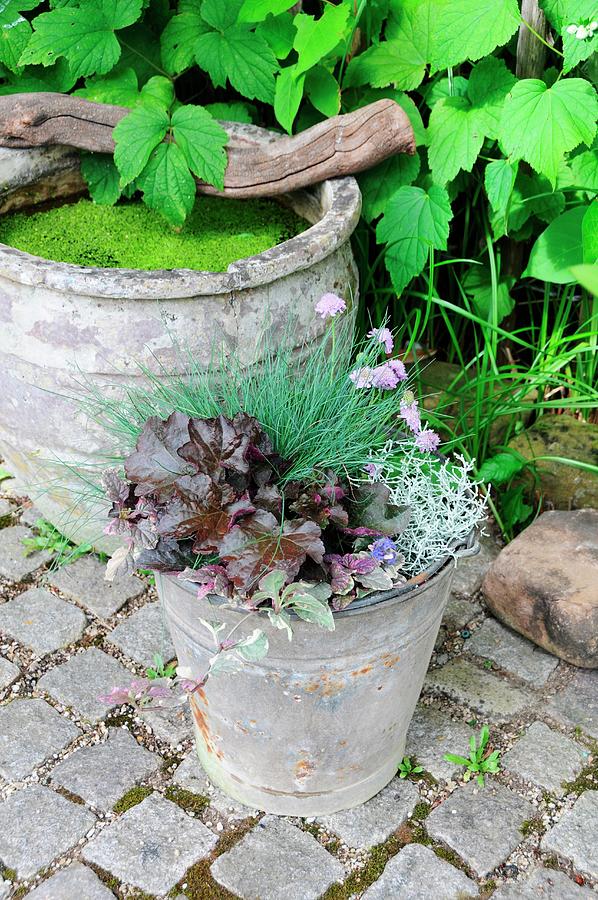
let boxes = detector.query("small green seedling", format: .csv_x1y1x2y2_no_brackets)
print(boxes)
444,725,501,786
22,518,93,563
0,466,13,483
397,756,424,779
146,653,177,681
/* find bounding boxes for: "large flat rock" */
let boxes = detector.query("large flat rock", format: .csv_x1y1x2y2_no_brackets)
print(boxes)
0,698,80,781
483,509,598,668
541,791,598,880
0,586,86,656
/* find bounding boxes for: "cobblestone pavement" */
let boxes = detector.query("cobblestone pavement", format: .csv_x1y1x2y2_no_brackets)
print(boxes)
0,492,597,899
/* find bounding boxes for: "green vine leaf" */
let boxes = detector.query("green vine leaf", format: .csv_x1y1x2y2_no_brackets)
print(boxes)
428,96,485,186
293,3,350,79
500,78,598,188
524,205,586,283
19,0,144,78
255,11,295,59
305,65,340,118
237,0,294,23
344,37,426,92
194,0,278,103
274,65,305,134
137,141,196,227
170,104,228,190
0,0,42,72
359,152,421,223
485,159,518,233
80,153,121,205
113,102,169,188
463,266,515,323
160,0,207,75
75,67,140,106
376,184,453,294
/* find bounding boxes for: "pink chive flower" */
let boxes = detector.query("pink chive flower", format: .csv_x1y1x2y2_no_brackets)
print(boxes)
349,366,374,388
387,358,407,381
363,462,381,479
315,293,347,319
400,400,421,434
414,428,441,453
370,363,401,390
368,327,394,354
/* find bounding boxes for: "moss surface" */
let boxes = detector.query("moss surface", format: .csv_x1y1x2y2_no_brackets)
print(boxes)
0,197,306,271
112,785,153,814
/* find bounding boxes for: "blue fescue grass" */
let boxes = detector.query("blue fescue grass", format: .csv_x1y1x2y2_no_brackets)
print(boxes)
72,316,411,485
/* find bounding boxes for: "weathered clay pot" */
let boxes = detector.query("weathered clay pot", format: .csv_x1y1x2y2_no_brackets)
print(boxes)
156,537,477,816
0,141,360,542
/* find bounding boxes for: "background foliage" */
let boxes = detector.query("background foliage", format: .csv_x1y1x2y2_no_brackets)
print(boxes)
2,0,597,537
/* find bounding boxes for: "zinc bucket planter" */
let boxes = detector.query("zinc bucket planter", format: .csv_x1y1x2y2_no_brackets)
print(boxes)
0,142,360,541
157,535,477,816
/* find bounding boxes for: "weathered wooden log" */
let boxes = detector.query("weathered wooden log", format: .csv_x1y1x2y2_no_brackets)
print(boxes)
0,93,415,198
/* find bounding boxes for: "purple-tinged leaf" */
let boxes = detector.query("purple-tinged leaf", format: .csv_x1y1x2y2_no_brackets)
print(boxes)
125,411,195,497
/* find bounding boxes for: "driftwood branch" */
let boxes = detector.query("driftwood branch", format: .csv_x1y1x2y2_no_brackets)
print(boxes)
0,93,415,198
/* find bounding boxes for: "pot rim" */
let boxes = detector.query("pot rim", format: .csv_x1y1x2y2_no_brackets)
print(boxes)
0,164,361,300
159,528,478,620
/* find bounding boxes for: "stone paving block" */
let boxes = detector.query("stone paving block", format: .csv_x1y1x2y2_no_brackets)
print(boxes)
317,777,419,848
0,698,80,781
108,601,175,668
173,752,257,821
451,529,501,597
211,815,345,900
547,670,598,740
0,499,14,523
0,876,8,900
0,785,95,879
406,704,475,781
502,722,588,795
426,781,534,878
442,594,482,632
0,587,87,656
51,727,162,812
0,526,51,581
425,658,532,720
0,655,19,691
82,792,217,895
25,862,115,899
141,700,192,747
492,865,595,898
38,647,132,723
541,790,598,880
362,843,478,900
467,618,558,685
47,555,144,619
19,505,44,528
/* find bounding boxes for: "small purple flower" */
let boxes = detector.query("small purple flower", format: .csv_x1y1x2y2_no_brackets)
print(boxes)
315,293,347,319
349,366,374,388
414,428,441,453
370,363,401,390
368,327,394,354
369,537,402,565
387,358,407,381
363,462,381,479
400,400,421,434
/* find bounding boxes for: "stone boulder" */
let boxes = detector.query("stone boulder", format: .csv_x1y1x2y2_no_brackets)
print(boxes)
482,509,598,668
508,415,598,509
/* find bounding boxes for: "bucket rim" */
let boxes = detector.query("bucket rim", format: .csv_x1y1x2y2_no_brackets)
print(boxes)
157,528,478,620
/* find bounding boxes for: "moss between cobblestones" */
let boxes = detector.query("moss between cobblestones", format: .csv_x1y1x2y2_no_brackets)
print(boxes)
172,818,259,900
0,867,16,881
164,785,210,815
412,801,431,820
561,742,598,796
112,785,153,814
320,828,409,899
520,817,546,837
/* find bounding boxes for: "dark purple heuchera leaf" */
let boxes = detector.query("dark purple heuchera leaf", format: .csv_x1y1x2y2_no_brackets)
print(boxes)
179,414,252,477
253,484,282,514
219,510,325,592
157,482,255,553
125,411,196,497
136,538,190,572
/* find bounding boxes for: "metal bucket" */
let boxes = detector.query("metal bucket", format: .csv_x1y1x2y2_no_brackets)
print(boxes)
157,537,476,816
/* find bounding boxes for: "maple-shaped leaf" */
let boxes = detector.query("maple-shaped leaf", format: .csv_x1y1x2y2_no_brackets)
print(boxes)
136,537,191,572
124,411,195,497
220,511,325,591
157,482,255,553
0,0,42,72
20,0,143,78
179,414,252,477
